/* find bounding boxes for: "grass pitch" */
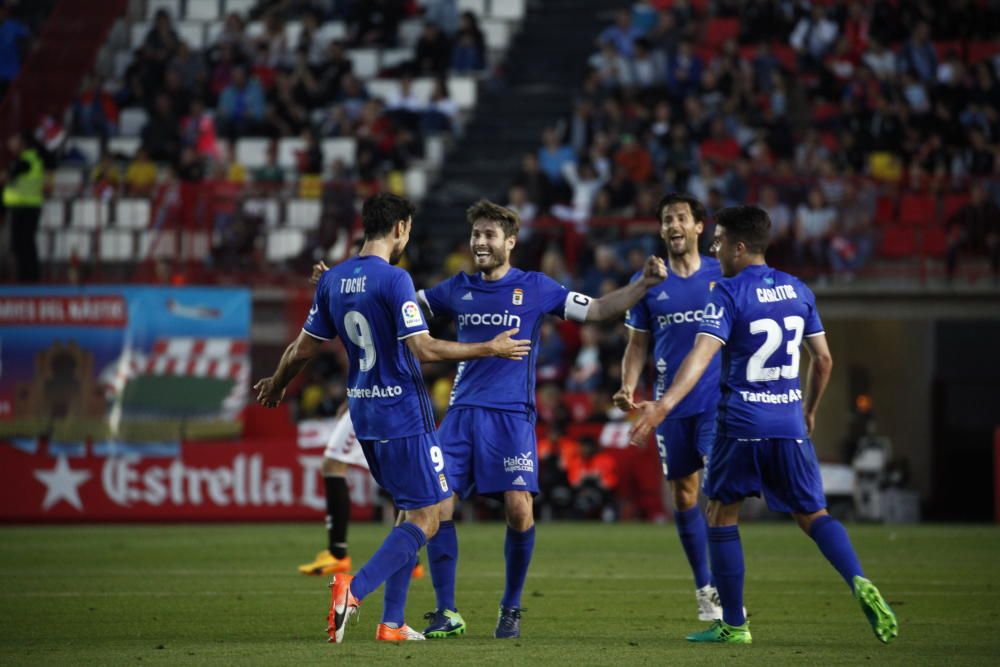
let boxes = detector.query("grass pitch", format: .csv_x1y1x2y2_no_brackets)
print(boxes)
1,522,998,665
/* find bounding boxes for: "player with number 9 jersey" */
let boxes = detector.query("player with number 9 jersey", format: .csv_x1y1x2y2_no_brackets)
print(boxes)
305,255,436,442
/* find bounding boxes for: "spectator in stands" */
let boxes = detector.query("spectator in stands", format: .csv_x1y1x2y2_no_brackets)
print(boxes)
757,183,792,264
538,126,576,185
789,4,838,71
252,140,285,187
567,324,603,392
946,183,1000,281
177,145,205,182
414,21,451,75
170,41,206,97
422,78,458,134
828,180,876,279
296,127,324,175
266,68,310,137
212,11,252,61
665,39,703,101
580,245,624,297
162,68,192,120
144,9,180,69
218,66,267,140
567,436,619,521
289,46,322,107
554,160,610,231
142,93,182,163
2,131,44,282
349,0,404,47
899,21,937,84
513,151,551,211
535,320,567,384
182,98,221,161
124,146,158,196
89,150,121,196
316,40,353,103
210,43,242,103
451,11,486,73
336,72,369,120
598,9,641,58
72,75,119,140
0,3,28,98
862,38,897,81
614,133,653,184
590,41,632,90
298,9,331,67
795,187,836,271
257,13,292,68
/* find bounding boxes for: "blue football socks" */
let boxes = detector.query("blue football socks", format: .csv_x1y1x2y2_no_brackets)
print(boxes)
708,525,746,626
809,514,864,589
675,506,712,589
381,553,417,626
351,522,427,602
427,519,458,611
500,525,535,609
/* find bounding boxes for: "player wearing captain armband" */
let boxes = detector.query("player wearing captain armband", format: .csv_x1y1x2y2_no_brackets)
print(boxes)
413,200,666,639
628,205,898,646
254,193,531,644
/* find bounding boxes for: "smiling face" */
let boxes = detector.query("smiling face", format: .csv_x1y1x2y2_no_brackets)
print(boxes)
660,202,703,258
470,219,515,274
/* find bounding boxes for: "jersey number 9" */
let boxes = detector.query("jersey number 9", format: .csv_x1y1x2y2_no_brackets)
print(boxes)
344,310,377,372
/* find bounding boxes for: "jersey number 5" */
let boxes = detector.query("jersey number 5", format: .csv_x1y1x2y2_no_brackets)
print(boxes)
344,310,376,371
746,316,804,382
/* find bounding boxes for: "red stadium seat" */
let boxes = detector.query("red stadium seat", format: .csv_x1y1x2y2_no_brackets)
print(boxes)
878,224,917,258
968,40,1000,63
874,194,897,226
922,225,948,258
770,43,798,71
898,192,937,227
704,18,740,51
941,192,971,222
933,41,963,61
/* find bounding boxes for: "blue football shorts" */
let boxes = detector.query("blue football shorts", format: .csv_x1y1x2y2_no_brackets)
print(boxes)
437,407,538,499
705,436,827,514
655,409,716,481
360,431,451,510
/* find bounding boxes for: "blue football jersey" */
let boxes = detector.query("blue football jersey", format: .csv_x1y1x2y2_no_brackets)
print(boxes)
697,264,824,439
419,268,590,418
625,256,722,419
303,255,435,440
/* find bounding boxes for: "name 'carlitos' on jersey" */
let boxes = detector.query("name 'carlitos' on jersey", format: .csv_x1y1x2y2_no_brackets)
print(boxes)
625,256,722,419
696,264,825,440
418,268,591,419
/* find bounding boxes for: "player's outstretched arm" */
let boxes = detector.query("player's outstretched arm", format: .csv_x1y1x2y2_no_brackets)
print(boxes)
628,333,722,445
613,327,650,410
802,333,833,435
585,255,667,321
405,328,531,363
253,330,325,408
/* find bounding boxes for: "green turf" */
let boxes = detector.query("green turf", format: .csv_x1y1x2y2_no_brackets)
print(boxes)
1,522,998,665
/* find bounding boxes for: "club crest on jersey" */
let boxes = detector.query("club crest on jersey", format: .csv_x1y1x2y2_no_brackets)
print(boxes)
512,288,524,305
401,301,423,327
709,281,716,290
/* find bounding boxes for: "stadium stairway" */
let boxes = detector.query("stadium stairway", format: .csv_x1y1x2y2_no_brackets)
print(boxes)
415,0,621,257
0,0,126,142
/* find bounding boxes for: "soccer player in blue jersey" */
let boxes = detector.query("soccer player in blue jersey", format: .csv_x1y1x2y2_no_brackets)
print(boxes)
612,193,725,621
253,193,531,643
416,200,667,639
628,205,898,645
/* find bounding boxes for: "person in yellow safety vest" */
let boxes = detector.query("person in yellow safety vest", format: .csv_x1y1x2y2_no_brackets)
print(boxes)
3,131,44,282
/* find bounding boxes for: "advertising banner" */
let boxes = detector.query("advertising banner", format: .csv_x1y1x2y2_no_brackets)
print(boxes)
0,431,377,522
0,286,251,444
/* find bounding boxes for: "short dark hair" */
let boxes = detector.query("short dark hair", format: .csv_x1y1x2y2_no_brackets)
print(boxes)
656,193,708,223
466,199,520,238
714,205,771,254
361,193,415,240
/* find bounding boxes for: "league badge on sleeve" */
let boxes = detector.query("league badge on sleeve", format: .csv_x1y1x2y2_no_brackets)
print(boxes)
402,301,423,328
512,288,523,305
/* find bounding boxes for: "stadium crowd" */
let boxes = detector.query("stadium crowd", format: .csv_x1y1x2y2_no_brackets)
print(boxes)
511,0,1000,282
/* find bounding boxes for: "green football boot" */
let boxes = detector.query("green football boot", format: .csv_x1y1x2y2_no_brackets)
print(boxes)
853,576,898,644
422,608,467,638
685,619,752,644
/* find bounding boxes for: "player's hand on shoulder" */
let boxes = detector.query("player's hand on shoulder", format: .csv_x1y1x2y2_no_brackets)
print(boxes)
628,400,667,446
310,261,330,285
640,255,667,286
253,377,286,408
489,327,532,360
612,386,635,411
